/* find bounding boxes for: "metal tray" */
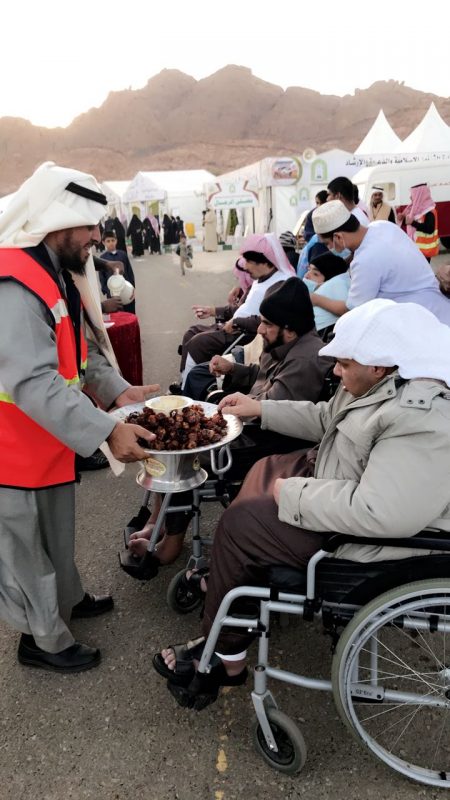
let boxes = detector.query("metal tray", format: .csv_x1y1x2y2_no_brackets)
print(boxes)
109,398,243,455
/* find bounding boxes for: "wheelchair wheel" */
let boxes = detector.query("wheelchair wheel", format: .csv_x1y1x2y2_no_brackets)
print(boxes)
331,579,450,787
166,569,203,615
252,708,307,774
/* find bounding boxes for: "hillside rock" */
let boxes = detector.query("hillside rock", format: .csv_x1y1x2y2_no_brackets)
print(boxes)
1,66,450,194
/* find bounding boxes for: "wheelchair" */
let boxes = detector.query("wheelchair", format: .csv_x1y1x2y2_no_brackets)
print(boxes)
194,529,450,787
121,443,235,613
121,365,341,608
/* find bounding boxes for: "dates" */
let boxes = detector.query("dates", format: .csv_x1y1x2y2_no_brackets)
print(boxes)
126,404,228,451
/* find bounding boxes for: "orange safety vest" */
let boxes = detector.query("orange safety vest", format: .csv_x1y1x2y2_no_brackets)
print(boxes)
415,208,439,258
0,248,88,489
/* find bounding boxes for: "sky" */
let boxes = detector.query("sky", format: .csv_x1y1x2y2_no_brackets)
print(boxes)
2,0,449,128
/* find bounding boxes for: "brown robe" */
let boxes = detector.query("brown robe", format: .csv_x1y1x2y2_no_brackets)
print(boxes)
202,448,323,654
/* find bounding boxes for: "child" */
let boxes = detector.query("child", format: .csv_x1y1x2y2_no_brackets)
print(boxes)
177,233,193,276
303,251,350,335
100,230,136,313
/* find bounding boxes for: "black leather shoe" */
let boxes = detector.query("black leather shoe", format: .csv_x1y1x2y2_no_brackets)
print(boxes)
18,635,101,673
71,592,114,619
168,382,183,395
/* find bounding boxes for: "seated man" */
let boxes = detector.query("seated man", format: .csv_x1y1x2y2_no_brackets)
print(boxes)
310,200,450,325
174,233,295,390
127,278,334,567
184,276,332,401
152,299,450,709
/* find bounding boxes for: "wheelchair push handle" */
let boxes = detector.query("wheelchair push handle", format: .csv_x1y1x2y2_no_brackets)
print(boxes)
210,444,233,476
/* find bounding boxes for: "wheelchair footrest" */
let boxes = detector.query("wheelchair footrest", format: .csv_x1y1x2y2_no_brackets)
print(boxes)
118,549,159,581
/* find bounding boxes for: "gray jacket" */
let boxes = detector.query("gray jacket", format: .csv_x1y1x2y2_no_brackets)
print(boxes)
0,280,129,459
261,374,450,561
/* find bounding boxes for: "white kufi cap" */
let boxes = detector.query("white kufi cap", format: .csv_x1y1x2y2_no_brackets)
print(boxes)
312,199,351,235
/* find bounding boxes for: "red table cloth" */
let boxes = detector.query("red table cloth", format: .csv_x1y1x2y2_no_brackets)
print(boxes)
108,311,143,386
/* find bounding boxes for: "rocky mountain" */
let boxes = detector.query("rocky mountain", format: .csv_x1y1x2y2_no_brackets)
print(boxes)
1,66,450,194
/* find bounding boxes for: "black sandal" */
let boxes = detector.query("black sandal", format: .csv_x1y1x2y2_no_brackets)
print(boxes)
152,637,205,686
167,657,248,711
181,568,209,598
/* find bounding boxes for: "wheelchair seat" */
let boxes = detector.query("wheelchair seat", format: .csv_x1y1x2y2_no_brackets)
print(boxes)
269,552,450,606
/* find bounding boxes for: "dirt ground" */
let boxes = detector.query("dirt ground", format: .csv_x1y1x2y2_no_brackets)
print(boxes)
0,249,448,800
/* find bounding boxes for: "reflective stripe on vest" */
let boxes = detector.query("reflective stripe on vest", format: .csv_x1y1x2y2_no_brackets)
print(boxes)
0,249,87,489
415,209,439,258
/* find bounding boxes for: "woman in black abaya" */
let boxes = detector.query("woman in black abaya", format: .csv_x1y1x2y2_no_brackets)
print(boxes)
127,214,144,256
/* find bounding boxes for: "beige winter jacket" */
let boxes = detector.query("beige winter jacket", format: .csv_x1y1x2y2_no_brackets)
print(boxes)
261,373,450,562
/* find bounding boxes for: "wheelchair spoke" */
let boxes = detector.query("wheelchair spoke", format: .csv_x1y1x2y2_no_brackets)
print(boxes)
402,612,446,669
367,635,443,695
432,706,450,771
332,582,450,787
358,645,444,690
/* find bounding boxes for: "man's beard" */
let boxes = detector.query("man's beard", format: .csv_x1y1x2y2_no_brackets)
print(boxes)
263,330,285,352
56,233,88,275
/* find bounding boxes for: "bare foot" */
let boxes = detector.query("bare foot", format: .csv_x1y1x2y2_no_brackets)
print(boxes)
128,536,152,558
161,647,177,671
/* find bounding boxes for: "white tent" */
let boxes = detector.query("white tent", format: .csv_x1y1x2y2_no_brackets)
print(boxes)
398,103,450,153
102,180,131,204
355,110,402,155
101,180,131,221
124,170,215,233
210,149,357,239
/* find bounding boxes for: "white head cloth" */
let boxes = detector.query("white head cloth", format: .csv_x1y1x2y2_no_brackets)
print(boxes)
320,299,450,387
239,232,295,276
0,162,124,473
0,161,107,247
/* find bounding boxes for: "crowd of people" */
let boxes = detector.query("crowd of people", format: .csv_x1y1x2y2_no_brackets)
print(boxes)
0,161,450,730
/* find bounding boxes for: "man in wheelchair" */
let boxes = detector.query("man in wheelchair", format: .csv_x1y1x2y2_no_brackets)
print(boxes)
153,299,450,711
127,278,334,568
184,276,332,402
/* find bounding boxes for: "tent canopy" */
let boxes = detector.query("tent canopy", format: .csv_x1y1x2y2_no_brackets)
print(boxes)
398,103,450,153
124,169,215,203
355,110,402,155
102,180,131,205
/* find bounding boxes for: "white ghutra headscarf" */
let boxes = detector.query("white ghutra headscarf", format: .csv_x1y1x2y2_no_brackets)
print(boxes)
0,161,118,369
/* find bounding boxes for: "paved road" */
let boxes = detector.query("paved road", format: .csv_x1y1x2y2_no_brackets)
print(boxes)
0,250,446,800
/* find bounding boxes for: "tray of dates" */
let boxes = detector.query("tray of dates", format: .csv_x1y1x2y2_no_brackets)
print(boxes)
110,398,243,455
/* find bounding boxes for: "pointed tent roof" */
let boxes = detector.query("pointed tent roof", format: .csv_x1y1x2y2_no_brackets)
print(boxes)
123,170,215,202
398,102,450,153
355,110,402,155
101,180,131,204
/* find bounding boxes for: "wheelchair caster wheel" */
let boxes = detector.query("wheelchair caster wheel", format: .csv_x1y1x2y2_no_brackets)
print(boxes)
167,568,203,615
252,708,307,774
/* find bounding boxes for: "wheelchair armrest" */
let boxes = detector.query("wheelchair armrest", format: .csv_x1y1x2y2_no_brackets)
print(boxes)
322,530,450,554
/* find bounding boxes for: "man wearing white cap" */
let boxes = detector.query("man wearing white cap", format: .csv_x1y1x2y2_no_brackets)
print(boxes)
368,187,396,223
0,162,158,672
153,299,450,709
310,199,450,325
